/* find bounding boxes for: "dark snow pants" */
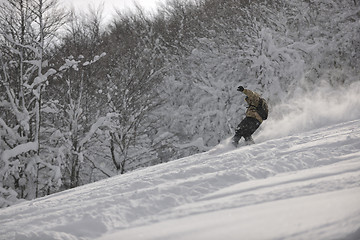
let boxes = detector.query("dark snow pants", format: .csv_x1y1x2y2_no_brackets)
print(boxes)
232,117,261,144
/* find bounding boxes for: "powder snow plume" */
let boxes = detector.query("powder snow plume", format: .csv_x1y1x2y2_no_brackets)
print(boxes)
256,81,360,142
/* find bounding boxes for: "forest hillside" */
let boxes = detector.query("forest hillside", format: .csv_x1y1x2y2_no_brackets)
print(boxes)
0,0,359,206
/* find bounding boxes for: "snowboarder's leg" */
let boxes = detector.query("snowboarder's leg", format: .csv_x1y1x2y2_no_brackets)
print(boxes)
232,117,249,147
233,117,261,147
243,117,261,144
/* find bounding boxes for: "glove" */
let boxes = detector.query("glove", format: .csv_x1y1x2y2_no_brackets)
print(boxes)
237,86,244,92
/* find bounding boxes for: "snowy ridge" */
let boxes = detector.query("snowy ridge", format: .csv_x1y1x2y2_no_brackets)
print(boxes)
1,120,360,240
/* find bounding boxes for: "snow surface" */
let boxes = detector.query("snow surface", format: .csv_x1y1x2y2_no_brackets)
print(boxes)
1,119,360,240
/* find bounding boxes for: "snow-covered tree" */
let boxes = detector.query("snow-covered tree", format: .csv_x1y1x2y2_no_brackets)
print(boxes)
0,0,67,207
104,12,167,173
151,0,360,157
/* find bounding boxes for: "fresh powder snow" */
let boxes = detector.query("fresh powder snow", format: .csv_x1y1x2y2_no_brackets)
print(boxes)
0,119,359,240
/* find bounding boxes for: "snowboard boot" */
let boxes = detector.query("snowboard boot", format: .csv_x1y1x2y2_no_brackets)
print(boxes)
231,136,240,148
244,136,255,145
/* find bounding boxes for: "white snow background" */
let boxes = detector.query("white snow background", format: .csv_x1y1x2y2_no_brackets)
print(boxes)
1,81,360,239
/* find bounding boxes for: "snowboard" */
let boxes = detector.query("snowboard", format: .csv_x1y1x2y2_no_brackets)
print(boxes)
207,138,236,155
208,138,255,155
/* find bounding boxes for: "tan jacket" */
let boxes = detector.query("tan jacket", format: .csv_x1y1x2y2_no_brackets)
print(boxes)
243,89,263,123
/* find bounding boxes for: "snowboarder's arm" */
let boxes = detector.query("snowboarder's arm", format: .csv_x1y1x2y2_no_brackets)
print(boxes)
243,89,258,101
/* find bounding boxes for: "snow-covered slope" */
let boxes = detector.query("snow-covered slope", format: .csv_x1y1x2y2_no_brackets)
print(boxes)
1,119,360,240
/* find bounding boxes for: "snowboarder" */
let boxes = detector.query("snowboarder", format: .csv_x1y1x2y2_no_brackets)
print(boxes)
232,86,268,147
